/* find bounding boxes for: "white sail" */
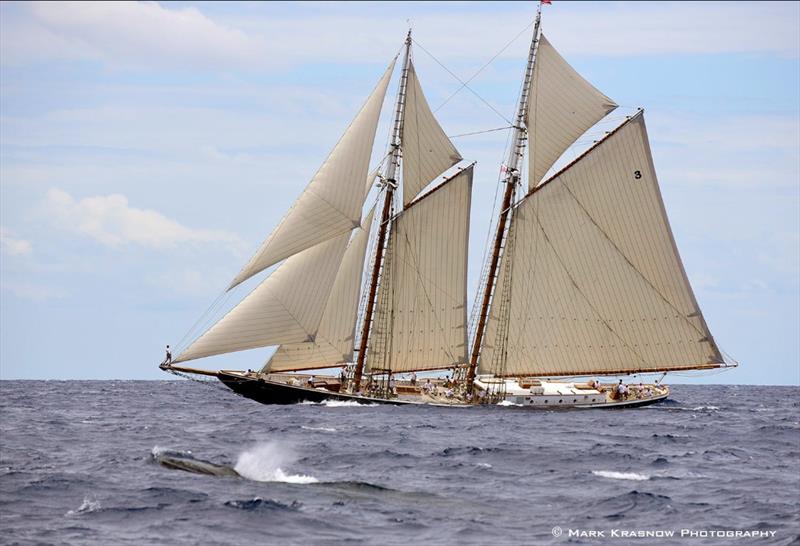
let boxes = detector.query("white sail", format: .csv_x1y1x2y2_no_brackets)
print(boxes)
480,113,722,377
367,167,473,373
526,34,617,189
402,60,462,205
265,207,375,372
228,59,396,289
174,232,350,363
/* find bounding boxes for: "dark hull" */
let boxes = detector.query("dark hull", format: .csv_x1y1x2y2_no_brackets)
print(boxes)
216,371,669,409
216,371,404,406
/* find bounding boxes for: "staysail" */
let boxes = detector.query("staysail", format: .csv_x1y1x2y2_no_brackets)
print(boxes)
401,60,462,205
479,112,723,377
526,34,617,189
265,207,375,372
174,231,351,363
367,166,473,373
228,59,396,289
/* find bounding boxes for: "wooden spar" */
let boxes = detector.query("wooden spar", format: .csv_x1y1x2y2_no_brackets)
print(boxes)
162,363,220,377
489,362,724,378
466,8,542,390
353,187,393,389
353,30,412,391
465,180,516,388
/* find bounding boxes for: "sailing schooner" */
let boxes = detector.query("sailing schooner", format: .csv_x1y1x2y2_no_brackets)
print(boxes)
160,5,736,408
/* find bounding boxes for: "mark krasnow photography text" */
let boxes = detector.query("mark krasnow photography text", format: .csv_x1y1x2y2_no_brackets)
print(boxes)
552,527,778,539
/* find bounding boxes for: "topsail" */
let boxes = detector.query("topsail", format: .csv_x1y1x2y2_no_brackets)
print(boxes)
526,34,617,189
401,60,463,205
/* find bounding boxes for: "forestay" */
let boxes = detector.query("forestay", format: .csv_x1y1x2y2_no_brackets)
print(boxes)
367,167,473,373
479,113,723,377
526,34,617,189
402,60,462,206
265,207,375,372
174,232,350,363
228,59,396,289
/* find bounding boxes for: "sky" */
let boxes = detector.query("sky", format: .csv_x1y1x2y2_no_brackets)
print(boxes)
0,1,798,384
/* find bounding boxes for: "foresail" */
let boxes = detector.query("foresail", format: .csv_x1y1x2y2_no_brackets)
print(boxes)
265,207,375,372
480,113,722,377
526,34,617,189
367,167,473,373
174,232,350,363
228,59,396,289
402,60,462,205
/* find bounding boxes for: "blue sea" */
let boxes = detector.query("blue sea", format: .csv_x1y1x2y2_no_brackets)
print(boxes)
1,381,798,545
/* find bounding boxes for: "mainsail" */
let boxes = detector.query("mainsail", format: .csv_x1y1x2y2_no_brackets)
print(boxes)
265,207,375,372
479,112,723,377
228,59,396,289
366,167,473,373
402,60,463,205
526,34,617,189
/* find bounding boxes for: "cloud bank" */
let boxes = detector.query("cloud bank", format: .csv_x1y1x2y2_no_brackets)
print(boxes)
42,188,243,250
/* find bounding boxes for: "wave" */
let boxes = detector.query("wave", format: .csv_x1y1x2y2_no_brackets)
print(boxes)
300,426,337,432
223,497,302,511
438,446,500,457
496,400,522,407
317,480,395,493
65,497,101,517
672,405,720,412
151,446,192,458
592,470,650,481
299,400,378,407
593,490,672,518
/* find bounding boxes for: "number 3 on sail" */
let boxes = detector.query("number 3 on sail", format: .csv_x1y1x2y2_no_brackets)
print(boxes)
160,6,737,409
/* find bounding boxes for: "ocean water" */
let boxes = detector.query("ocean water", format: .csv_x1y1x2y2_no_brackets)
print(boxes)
1,381,798,545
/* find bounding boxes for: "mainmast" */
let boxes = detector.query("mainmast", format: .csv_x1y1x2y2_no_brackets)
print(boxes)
353,31,413,391
465,7,542,390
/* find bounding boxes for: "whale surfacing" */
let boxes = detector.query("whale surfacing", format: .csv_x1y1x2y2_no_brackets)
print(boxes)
155,451,239,478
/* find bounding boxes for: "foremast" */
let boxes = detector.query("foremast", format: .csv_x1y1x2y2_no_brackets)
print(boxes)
353,31,413,391
465,6,542,390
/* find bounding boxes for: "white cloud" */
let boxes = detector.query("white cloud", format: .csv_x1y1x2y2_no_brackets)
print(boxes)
41,188,244,250
2,1,262,68
0,227,32,256
1,1,796,70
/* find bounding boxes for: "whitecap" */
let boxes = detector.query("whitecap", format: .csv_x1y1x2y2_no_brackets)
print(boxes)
300,426,337,432
321,400,378,408
66,497,100,516
496,400,522,407
476,463,493,469
592,470,650,481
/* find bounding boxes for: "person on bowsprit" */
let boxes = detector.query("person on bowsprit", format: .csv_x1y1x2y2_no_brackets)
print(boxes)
165,345,172,364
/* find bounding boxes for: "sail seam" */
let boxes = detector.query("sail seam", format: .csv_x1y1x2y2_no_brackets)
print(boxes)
532,210,651,369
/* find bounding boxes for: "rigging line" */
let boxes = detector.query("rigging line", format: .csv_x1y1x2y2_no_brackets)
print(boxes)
448,126,513,139
432,20,535,114
411,38,513,126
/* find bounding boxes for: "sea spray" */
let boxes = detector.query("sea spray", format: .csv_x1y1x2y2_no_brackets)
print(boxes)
234,442,318,484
